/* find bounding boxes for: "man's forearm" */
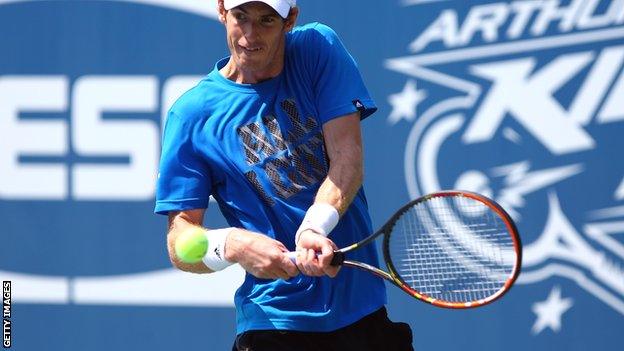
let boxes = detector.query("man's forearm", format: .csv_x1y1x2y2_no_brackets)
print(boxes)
167,210,214,274
167,228,214,274
314,112,364,215
314,147,363,215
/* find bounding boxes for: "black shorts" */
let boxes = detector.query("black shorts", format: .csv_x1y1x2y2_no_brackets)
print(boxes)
232,307,413,351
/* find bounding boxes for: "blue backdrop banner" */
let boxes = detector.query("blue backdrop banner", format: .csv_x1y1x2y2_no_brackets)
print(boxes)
1,0,623,350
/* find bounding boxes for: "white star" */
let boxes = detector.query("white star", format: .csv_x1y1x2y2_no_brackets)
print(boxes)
387,79,427,125
615,176,624,200
531,286,574,335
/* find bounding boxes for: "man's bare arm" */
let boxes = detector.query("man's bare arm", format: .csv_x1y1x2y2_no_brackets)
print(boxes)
167,209,299,279
167,209,213,273
315,112,363,214
295,111,363,277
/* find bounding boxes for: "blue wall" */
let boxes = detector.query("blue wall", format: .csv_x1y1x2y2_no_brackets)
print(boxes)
1,0,624,350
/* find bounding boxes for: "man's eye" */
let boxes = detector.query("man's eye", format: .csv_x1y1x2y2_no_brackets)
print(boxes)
261,17,277,25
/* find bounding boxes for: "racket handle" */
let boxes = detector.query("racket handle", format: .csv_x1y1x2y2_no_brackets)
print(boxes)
285,251,298,262
331,251,345,265
285,250,345,266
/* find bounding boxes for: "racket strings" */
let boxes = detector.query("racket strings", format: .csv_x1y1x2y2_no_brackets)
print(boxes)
388,195,515,303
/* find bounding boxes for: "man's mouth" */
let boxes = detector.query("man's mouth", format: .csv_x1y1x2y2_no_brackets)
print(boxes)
240,45,262,53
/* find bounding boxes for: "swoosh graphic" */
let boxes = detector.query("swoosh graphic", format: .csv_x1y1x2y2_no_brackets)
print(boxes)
0,0,219,19
1,266,245,306
401,0,449,6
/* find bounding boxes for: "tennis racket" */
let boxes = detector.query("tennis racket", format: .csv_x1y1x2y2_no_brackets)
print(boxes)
289,190,522,309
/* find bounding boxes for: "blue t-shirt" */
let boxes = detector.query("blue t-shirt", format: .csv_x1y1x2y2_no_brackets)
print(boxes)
156,22,387,333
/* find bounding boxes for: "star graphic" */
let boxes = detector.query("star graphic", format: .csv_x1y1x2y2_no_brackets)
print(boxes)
387,79,427,125
615,176,624,200
531,286,574,335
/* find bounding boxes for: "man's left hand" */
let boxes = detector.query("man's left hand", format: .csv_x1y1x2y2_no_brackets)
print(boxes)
295,230,340,277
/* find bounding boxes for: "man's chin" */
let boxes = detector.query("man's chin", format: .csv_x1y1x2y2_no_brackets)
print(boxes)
236,57,262,69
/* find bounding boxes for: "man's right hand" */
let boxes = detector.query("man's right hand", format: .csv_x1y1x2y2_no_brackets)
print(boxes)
225,228,300,280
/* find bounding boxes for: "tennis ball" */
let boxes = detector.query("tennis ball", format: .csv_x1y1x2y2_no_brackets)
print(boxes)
175,227,208,264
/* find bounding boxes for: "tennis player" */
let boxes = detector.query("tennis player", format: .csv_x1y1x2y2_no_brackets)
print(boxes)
155,0,413,349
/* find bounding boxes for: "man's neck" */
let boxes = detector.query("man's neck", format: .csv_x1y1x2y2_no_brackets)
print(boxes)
219,58,283,84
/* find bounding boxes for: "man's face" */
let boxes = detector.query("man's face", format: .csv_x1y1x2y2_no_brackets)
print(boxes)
221,2,293,77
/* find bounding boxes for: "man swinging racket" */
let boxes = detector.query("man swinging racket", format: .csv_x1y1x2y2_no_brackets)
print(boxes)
155,1,413,350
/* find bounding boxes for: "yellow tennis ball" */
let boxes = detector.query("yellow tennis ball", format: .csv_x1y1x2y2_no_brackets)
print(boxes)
175,228,208,264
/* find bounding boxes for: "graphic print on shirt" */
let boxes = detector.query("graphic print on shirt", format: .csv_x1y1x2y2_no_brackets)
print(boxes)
237,99,328,206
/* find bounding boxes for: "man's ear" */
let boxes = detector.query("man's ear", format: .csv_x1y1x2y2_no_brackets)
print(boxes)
283,7,299,32
217,0,227,24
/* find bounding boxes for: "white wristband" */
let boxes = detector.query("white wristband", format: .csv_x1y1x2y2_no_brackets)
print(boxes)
295,203,339,244
202,228,235,271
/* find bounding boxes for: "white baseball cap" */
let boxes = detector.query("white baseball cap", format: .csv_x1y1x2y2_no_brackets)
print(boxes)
224,0,296,18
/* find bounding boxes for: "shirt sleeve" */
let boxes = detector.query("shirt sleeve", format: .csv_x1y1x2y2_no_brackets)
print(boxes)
307,23,377,123
154,110,212,215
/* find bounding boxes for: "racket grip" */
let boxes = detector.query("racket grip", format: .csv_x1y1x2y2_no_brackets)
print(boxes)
286,250,345,266
286,251,298,262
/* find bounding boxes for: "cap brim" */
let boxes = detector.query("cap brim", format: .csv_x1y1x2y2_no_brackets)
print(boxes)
223,0,291,18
